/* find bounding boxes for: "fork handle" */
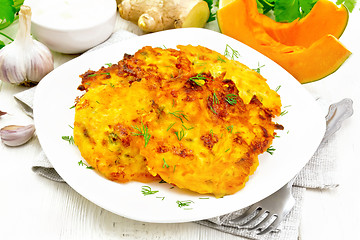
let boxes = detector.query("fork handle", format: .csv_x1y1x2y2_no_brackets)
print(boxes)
323,98,353,143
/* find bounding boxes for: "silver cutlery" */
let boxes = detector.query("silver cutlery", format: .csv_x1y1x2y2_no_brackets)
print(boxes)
229,98,354,235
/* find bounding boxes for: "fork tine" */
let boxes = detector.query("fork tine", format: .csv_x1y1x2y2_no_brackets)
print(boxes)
248,212,275,231
240,208,268,227
228,204,260,225
257,215,282,235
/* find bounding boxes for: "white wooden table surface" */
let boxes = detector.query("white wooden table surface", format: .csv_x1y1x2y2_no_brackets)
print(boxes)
1,7,360,240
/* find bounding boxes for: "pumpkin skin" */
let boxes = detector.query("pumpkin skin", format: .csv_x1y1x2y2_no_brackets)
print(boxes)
217,0,351,83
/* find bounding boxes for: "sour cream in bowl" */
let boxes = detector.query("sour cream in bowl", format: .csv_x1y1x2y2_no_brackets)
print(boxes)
24,0,117,54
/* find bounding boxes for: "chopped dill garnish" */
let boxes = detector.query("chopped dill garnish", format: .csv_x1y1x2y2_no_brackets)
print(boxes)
280,110,288,116
162,158,169,168
199,197,209,199
87,72,110,77
157,197,165,200
176,200,194,208
69,105,75,109
212,92,219,104
253,62,265,74
78,160,94,169
105,63,112,67
175,128,185,141
167,122,176,131
169,110,189,123
224,44,240,60
210,129,213,137
68,125,74,129
217,55,226,63
62,135,74,144
225,94,237,105
266,146,276,155
173,165,177,173
141,186,159,196
189,73,206,86
225,148,231,153
209,105,217,114
275,85,281,92
226,125,233,133
182,124,194,130
132,122,151,147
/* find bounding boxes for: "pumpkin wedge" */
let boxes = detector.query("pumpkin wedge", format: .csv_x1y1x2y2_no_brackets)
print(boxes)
217,0,351,83
257,0,349,48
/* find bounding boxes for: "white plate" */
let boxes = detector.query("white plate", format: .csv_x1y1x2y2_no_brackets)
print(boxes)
34,28,325,223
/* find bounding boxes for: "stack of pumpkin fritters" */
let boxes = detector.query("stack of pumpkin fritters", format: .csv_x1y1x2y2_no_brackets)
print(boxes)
73,45,282,198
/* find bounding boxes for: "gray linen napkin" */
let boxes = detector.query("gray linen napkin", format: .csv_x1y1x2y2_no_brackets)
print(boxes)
14,29,342,240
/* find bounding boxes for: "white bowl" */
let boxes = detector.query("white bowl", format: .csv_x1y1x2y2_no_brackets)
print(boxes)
24,0,117,54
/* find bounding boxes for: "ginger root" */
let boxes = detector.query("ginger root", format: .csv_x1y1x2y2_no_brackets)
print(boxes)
118,0,210,32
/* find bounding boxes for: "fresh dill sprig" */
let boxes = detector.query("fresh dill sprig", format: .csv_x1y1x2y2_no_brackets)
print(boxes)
182,124,194,130
253,62,265,74
175,128,186,141
169,111,189,123
275,85,281,92
217,55,226,63
209,105,217,114
225,94,238,105
212,92,219,104
266,146,276,155
141,186,159,196
224,44,240,60
189,73,206,86
62,135,74,144
167,122,176,131
162,158,169,168
132,122,151,147
226,125,233,133
78,160,94,169
280,110,288,116
176,200,194,208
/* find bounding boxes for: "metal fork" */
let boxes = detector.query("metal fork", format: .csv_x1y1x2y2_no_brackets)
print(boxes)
229,98,354,235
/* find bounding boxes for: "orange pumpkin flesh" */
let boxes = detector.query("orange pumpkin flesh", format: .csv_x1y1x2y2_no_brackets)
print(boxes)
217,0,351,83
260,0,349,48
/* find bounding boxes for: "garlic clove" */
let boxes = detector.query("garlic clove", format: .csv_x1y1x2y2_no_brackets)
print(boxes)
0,5,54,86
0,124,36,147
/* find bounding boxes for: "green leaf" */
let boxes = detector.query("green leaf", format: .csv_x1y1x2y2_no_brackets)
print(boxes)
0,0,16,30
257,0,275,14
336,0,357,12
0,40,5,49
13,0,24,12
299,0,318,17
204,0,217,22
274,0,301,22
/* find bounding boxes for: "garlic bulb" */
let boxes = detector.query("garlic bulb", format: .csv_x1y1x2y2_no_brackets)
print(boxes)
0,124,36,147
0,5,54,86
